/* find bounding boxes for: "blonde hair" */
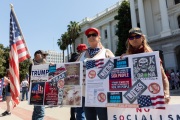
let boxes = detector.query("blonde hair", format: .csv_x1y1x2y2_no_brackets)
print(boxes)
126,35,153,54
98,42,105,49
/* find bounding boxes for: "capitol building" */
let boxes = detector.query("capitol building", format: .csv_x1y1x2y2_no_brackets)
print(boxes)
75,0,180,71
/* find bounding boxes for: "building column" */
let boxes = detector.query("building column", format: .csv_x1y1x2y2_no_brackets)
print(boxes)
163,51,177,70
159,0,171,37
130,0,137,28
138,0,147,35
107,23,112,50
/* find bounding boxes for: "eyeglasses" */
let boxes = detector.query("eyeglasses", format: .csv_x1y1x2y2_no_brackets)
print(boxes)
87,33,98,38
128,35,141,40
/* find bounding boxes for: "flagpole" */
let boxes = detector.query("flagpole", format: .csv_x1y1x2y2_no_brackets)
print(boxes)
10,4,31,58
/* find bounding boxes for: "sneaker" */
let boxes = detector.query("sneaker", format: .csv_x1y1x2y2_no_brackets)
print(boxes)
1,111,11,116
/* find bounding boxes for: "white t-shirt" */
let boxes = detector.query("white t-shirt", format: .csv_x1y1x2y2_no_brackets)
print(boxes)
21,80,29,87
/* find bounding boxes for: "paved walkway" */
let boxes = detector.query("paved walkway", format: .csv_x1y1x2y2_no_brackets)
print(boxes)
0,100,70,120
0,89,179,120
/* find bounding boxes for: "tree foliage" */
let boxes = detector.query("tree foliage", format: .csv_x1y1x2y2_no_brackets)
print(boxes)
0,43,30,82
114,0,132,56
57,39,66,62
67,21,81,52
0,44,6,78
19,59,31,82
57,21,81,62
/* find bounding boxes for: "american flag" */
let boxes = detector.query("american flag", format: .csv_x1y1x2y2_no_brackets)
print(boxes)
9,8,30,107
31,84,44,94
86,59,104,69
137,95,165,109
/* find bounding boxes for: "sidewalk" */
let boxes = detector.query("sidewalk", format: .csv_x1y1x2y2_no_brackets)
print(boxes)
0,100,70,120
0,89,179,120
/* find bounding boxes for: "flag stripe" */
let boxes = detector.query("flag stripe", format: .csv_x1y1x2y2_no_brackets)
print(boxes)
19,54,30,63
156,107,165,109
16,37,25,45
151,95,164,100
151,101,165,106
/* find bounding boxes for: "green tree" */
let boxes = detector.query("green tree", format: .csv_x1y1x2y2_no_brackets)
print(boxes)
0,43,30,81
2,46,10,70
57,39,66,62
19,59,31,82
114,0,132,56
0,44,6,78
67,21,81,53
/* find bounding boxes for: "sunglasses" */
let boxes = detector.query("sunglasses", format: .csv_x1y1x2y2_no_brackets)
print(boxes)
128,35,141,40
87,33,98,38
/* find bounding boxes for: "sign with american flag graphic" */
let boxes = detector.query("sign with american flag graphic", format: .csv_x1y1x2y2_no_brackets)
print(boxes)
29,62,83,107
85,52,167,109
31,84,44,94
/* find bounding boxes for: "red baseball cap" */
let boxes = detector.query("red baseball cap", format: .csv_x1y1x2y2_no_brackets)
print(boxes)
77,44,87,52
85,27,100,36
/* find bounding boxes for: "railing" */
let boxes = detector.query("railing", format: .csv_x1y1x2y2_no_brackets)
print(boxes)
148,29,180,41
79,1,122,25
172,29,180,35
148,34,161,41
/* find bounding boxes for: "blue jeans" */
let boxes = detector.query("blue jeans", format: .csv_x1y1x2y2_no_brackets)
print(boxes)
32,106,45,120
84,107,107,120
75,97,85,120
21,87,28,100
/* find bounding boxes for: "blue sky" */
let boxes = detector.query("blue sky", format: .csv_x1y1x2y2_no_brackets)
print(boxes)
0,0,120,56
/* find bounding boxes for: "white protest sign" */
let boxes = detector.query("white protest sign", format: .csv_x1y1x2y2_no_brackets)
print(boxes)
29,62,83,107
108,105,180,120
85,51,165,109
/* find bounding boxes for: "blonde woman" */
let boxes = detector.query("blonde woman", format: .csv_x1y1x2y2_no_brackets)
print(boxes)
122,27,170,104
1,69,12,116
77,27,114,120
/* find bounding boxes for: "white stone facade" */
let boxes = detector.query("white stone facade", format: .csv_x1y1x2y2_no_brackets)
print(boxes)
45,50,64,63
130,0,180,71
75,0,180,71
75,1,121,54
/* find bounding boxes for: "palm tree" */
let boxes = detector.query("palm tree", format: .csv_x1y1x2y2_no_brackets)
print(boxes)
61,32,70,61
67,21,81,52
57,39,66,62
